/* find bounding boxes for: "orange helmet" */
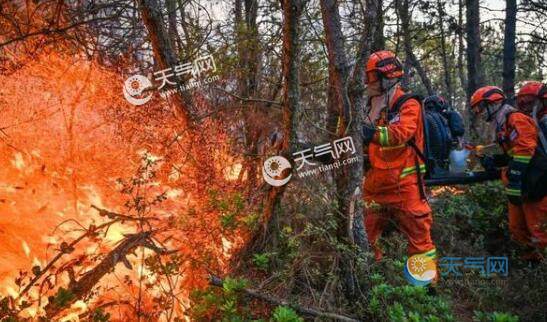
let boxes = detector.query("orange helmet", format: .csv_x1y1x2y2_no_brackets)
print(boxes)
517,81,546,98
470,86,505,108
365,50,403,84
517,81,546,114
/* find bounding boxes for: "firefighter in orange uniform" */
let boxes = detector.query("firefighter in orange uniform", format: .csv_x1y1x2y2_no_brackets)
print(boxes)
471,85,546,260
516,81,547,131
361,50,436,263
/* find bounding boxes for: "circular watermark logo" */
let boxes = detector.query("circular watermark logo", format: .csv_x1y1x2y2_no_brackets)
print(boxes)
262,156,292,187
404,253,437,286
123,75,153,106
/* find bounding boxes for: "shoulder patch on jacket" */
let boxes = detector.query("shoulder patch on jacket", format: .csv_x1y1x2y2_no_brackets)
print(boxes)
509,129,518,141
389,114,400,124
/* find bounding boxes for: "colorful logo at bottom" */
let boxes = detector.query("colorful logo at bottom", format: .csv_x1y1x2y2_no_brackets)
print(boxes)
404,252,437,286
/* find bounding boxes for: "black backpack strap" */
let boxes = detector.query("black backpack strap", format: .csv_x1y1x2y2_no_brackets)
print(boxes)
392,93,428,200
408,139,427,163
408,139,427,200
391,93,422,115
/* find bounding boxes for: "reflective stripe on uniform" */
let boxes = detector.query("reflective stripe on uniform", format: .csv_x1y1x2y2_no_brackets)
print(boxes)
400,163,427,178
423,248,436,258
512,154,532,164
380,144,406,151
377,126,389,146
505,188,522,196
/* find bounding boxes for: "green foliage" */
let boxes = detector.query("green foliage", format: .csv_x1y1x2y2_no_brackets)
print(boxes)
191,278,252,321
473,311,519,322
51,287,75,308
252,253,270,271
220,212,238,230
432,182,508,252
91,308,111,321
368,281,454,322
222,277,248,294
241,212,260,230
271,306,303,322
209,190,253,231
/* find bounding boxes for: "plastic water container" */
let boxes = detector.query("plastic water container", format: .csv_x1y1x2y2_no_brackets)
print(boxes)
449,149,470,174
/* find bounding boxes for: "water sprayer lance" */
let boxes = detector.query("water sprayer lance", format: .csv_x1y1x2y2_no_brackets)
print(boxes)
464,143,497,156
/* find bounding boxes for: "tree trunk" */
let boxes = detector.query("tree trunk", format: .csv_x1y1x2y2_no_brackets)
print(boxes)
457,0,467,100
166,0,182,55
399,0,434,95
320,0,370,298
502,0,517,104
138,0,192,124
438,0,454,104
241,0,261,191
252,0,302,252
465,0,484,137
280,0,302,163
366,0,385,51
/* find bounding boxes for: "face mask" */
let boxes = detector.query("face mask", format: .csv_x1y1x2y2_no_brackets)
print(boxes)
367,95,385,124
367,81,383,97
482,102,502,122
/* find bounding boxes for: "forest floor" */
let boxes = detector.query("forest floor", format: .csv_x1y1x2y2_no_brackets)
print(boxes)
191,181,546,321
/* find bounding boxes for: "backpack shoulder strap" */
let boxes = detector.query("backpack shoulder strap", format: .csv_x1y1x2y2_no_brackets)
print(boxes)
391,92,427,200
391,93,422,114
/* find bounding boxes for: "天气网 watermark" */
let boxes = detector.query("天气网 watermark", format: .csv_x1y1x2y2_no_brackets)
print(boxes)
123,54,218,105
262,136,360,187
439,256,509,277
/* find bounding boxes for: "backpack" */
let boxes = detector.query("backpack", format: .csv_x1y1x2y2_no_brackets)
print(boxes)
523,114,547,201
391,94,459,178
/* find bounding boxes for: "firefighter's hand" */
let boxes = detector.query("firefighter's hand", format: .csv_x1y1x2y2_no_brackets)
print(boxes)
479,156,496,171
480,154,510,170
506,160,527,205
362,123,376,144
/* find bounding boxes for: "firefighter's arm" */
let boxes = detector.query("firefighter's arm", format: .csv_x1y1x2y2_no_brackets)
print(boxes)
372,99,420,147
505,114,537,204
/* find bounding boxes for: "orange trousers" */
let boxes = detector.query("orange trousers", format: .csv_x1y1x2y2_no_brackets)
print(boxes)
364,202,436,261
508,196,547,250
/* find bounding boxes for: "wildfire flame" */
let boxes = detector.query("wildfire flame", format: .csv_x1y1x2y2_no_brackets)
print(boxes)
0,52,244,320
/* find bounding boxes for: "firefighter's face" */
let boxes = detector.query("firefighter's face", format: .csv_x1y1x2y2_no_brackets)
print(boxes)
472,101,494,122
471,102,484,117
516,95,538,115
367,80,383,97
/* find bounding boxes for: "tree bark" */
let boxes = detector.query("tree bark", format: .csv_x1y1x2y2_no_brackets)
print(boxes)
236,0,261,192
399,0,434,95
438,0,454,104
256,0,302,252
138,0,192,124
502,0,517,104
320,0,371,298
465,0,484,137
366,0,385,51
457,0,467,101
166,0,183,55
45,232,169,319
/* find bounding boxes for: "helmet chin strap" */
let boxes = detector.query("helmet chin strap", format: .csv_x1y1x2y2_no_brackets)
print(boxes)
381,78,399,109
485,102,503,122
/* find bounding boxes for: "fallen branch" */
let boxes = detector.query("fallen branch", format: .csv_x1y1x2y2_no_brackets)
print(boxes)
17,218,120,300
209,275,361,322
45,231,173,318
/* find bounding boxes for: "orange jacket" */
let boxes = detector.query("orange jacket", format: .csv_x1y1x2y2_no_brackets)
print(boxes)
498,111,538,185
364,86,429,212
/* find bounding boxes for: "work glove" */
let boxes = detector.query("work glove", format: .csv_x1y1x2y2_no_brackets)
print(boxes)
362,123,376,145
480,154,510,171
479,156,496,171
505,159,528,205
